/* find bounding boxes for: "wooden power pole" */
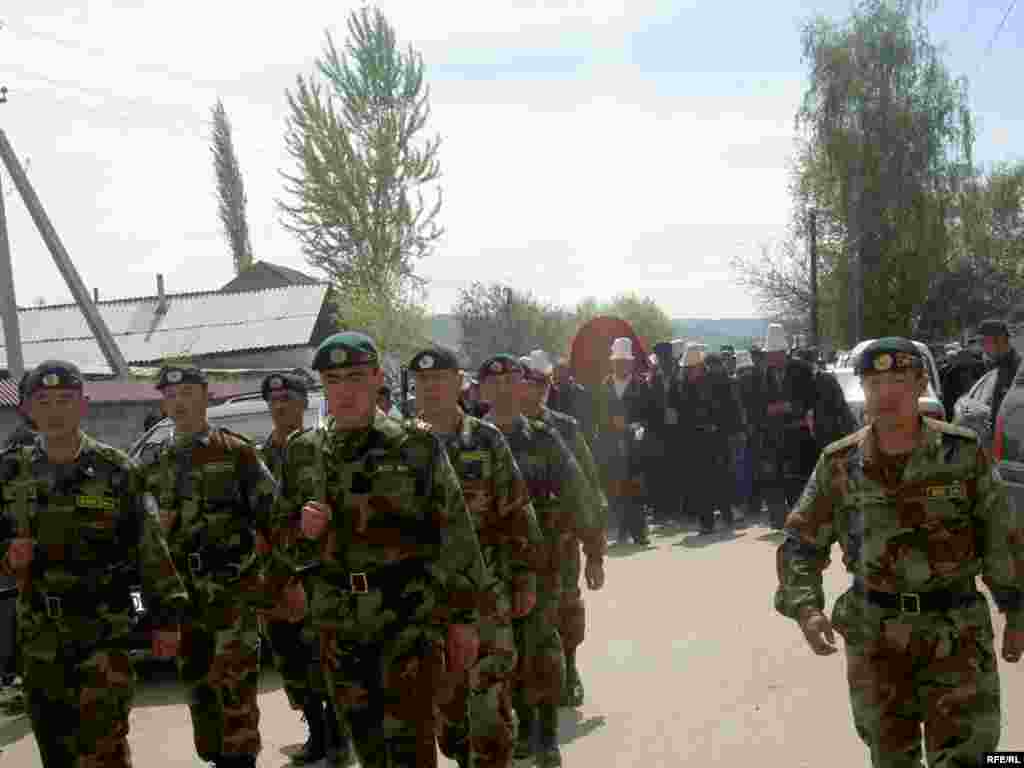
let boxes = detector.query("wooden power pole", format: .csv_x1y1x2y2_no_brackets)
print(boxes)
0,128,129,378
0,158,24,380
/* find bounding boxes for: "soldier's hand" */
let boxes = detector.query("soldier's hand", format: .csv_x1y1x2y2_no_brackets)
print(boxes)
799,610,837,656
152,627,181,659
6,538,34,571
159,507,177,533
283,581,307,623
1002,627,1024,663
301,501,331,540
446,623,480,674
511,589,536,618
585,558,605,591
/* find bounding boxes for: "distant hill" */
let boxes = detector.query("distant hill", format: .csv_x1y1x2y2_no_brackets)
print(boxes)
669,318,769,351
426,315,768,354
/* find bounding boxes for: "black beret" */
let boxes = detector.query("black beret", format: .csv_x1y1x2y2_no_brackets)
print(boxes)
261,372,309,401
156,364,208,390
478,354,522,382
23,360,84,397
408,347,460,373
312,331,379,371
855,337,923,375
978,318,1010,337
653,342,673,355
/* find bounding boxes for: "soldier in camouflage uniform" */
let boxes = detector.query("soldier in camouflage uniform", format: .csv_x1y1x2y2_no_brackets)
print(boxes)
139,364,303,768
479,353,605,768
258,373,352,766
519,351,607,709
774,338,1024,768
0,360,189,767
408,346,543,768
286,332,489,768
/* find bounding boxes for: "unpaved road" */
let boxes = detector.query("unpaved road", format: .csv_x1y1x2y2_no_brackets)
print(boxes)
1,520,1020,767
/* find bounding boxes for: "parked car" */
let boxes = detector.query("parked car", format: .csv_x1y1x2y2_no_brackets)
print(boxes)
832,338,946,426
952,368,998,446
991,367,1024,512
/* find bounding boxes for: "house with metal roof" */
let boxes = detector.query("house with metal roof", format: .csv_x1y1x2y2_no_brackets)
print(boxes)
0,273,337,448
0,277,337,376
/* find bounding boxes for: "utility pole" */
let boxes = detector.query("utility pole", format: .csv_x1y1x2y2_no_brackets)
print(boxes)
808,208,819,350
0,86,25,380
0,128,129,378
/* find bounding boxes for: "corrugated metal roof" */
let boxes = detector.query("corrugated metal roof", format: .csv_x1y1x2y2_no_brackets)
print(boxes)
0,283,330,374
0,379,18,408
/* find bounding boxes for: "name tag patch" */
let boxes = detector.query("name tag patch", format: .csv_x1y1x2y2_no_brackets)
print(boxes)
926,482,965,500
77,494,116,510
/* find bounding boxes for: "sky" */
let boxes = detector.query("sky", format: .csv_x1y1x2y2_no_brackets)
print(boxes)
1,0,1022,319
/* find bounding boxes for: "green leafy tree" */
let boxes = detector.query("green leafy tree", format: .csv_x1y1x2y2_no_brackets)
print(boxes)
211,99,254,274
454,283,576,368
796,0,974,343
279,6,442,296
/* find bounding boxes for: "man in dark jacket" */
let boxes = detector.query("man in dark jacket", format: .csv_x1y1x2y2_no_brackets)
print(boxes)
980,318,1023,436
645,342,680,522
548,358,594,440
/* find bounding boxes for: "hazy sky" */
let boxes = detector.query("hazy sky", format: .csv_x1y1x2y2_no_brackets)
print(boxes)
1,0,1021,318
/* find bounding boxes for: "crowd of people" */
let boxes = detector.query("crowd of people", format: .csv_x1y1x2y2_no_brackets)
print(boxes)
1,318,1023,768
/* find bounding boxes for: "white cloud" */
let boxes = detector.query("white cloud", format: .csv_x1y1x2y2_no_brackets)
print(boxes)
2,0,793,322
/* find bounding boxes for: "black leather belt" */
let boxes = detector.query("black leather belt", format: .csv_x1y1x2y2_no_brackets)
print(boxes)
853,581,981,614
184,551,244,580
34,588,128,621
323,558,429,595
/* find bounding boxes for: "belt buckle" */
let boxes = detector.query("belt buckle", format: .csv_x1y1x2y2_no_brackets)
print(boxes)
899,593,921,615
350,573,369,594
188,553,202,574
45,595,62,619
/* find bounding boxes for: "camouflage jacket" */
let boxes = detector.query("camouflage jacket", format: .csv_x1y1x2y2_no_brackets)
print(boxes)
775,418,1024,631
487,415,605,594
536,406,609,533
138,425,282,621
259,434,288,484
274,412,488,640
439,411,542,604
0,433,188,660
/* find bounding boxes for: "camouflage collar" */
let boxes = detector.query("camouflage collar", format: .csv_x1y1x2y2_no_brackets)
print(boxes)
862,417,938,467
171,426,212,448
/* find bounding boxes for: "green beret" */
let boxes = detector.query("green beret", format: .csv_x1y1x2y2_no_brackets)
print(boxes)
312,332,379,371
408,346,460,373
24,360,84,397
855,337,923,375
261,372,309,401
156,365,208,390
478,354,522,382
978,318,1009,337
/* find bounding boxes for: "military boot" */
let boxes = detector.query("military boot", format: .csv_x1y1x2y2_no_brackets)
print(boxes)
535,702,562,768
325,701,355,767
291,695,327,765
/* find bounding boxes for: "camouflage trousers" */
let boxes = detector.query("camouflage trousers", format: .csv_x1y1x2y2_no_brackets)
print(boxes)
321,626,445,768
558,540,586,654
511,594,565,708
266,619,324,709
833,589,1001,767
178,607,262,761
437,612,519,768
23,647,135,768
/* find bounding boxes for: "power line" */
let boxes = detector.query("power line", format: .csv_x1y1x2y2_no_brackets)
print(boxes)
984,0,1018,57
